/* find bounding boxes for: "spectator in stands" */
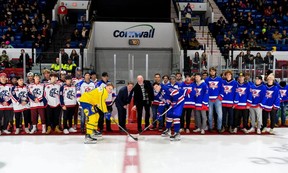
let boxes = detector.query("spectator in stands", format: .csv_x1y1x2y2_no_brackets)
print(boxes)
189,37,202,50
0,50,10,69
4,41,13,49
283,12,288,23
234,51,245,68
21,27,31,43
238,0,247,8
264,51,275,69
34,34,45,50
1,35,11,43
270,18,279,30
60,49,69,64
281,30,288,44
183,3,193,19
18,49,32,72
264,6,273,17
240,29,250,44
5,27,15,41
71,29,81,41
254,52,264,65
81,27,89,40
249,30,257,41
70,49,79,66
224,31,235,40
260,18,268,29
257,28,268,44
192,52,200,69
247,38,257,49
201,52,207,71
272,30,282,44
58,2,68,25
243,50,254,65
246,17,255,29
231,18,238,34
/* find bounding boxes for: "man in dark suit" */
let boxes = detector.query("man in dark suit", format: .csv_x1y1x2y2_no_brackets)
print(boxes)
129,75,154,132
115,82,134,131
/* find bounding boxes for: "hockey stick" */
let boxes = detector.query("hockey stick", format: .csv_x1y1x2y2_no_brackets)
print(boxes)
94,106,138,141
132,106,172,139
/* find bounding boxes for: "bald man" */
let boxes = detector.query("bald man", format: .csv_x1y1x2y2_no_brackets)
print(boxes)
128,75,154,132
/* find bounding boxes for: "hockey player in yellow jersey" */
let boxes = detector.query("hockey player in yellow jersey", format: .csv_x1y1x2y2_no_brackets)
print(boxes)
79,83,114,144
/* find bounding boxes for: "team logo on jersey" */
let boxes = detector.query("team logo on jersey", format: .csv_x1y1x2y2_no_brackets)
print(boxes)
85,86,93,92
223,85,233,94
0,90,10,101
195,88,202,97
32,88,42,97
236,87,246,96
18,91,27,101
49,88,59,98
209,81,219,90
266,90,274,98
280,89,287,97
67,90,75,100
252,89,261,98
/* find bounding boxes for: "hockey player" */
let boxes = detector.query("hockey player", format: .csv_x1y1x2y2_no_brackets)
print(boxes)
260,73,280,134
193,73,209,134
60,75,77,134
205,67,223,133
154,82,190,141
151,73,162,130
72,67,83,129
96,72,115,132
220,70,237,133
79,84,114,144
0,73,14,134
162,75,170,86
76,72,96,133
278,81,288,126
57,70,66,86
179,73,195,133
247,75,266,134
11,76,31,134
44,72,62,134
41,69,51,84
167,74,179,89
28,73,47,134
233,72,252,134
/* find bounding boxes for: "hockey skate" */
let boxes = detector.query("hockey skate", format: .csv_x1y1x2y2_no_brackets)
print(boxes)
91,130,103,140
170,132,181,141
161,128,171,137
84,134,97,144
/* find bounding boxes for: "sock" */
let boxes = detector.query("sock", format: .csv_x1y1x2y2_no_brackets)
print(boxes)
174,118,180,133
166,117,173,129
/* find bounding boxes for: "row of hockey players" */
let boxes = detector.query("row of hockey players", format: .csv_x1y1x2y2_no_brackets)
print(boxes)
0,68,115,135
152,67,287,140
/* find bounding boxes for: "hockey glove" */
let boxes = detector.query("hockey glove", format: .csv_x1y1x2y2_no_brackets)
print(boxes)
104,112,112,120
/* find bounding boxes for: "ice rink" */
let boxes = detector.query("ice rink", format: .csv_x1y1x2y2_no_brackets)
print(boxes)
1,128,288,173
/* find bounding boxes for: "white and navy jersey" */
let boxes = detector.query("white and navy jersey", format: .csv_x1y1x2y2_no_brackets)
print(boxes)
72,77,84,86
220,79,237,107
234,82,252,109
11,85,30,112
0,83,13,110
260,84,280,111
57,80,65,86
250,83,266,107
60,84,77,107
44,83,61,107
194,80,209,111
179,81,195,108
205,76,222,101
76,80,96,102
28,83,46,109
279,85,288,102
96,80,110,88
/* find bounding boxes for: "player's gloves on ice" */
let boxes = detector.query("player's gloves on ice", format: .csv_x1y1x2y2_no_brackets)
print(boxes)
104,112,112,120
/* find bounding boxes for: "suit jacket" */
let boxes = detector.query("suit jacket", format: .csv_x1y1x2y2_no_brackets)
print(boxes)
115,86,129,108
128,80,154,106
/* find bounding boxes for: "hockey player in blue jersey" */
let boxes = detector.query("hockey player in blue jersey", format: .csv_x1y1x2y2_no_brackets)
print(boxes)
278,81,288,126
219,70,237,133
260,73,280,134
205,67,223,133
153,82,190,141
247,75,266,134
233,72,252,134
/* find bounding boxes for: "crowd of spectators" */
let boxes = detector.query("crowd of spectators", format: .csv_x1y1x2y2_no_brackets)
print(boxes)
211,0,288,62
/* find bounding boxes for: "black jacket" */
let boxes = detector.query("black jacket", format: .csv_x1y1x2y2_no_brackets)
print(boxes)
115,86,129,108
128,80,154,106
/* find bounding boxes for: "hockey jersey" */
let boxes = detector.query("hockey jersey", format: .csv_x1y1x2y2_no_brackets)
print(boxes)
28,82,46,109
0,83,13,110
234,82,252,109
194,80,209,110
220,79,237,107
279,85,288,102
72,77,84,86
44,83,61,107
179,81,195,108
260,84,280,111
96,80,116,106
205,76,222,102
166,82,179,89
250,83,267,108
60,84,77,107
76,80,96,102
11,85,30,112
157,85,188,117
